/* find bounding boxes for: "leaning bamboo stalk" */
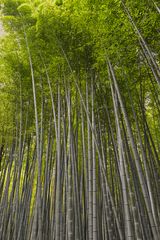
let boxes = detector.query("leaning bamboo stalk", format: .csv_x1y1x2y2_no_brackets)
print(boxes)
66,88,73,240
55,84,61,240
108,60,159,239
86,81,93,240
121,1,160,85
151,0,160,14
91,80,98,240
111,82,133,239
22,25,42,240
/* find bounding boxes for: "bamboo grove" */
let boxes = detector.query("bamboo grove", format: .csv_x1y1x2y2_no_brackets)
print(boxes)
0,0,160,239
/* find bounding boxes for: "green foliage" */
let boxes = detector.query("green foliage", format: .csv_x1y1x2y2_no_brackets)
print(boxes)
0,0,159,143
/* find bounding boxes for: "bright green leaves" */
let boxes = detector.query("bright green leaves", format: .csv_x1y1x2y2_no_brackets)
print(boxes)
17,3,32,15
55,0,63,6
1,0,21,16
0,0,159,140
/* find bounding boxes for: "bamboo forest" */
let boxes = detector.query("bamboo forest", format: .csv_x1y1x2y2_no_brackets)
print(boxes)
0,0,160,239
